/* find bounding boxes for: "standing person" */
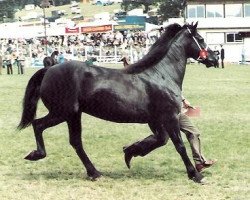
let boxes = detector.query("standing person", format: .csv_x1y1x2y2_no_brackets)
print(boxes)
0,54,2,75
241,46,246,64
6,52,13,75
57,52,65,64
213,46,220,68
179,96,216,172
220,45,225,68
16,52,25,74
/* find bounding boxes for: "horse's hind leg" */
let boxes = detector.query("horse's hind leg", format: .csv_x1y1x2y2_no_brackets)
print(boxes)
25,113,64,161
123,121,168,168
124,116,203,182
67,112,101,180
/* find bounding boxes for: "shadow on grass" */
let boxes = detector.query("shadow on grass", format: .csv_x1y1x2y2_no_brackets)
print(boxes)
17,169,177,182
14,164,212,182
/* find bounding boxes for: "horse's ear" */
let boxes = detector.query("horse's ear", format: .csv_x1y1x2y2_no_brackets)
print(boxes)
194,21,198,29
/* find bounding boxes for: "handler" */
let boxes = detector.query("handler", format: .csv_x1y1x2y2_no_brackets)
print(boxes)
178,96,216,172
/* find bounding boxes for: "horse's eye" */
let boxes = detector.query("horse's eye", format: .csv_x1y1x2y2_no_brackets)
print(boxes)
199,38,204,43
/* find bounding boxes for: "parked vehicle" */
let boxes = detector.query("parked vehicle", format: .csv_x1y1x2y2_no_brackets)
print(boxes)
71,7,81,14
70,1,79,7
92,0,114,6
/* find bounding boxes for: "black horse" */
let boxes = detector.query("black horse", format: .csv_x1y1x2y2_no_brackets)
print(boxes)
18,23,218,183
43,50,59,68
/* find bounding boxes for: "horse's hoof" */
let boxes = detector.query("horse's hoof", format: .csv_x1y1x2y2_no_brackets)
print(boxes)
123,146,133,169
199,177,208,185
124,152,133,169
24,150,46,161
191,172,204,183
88,171,102,181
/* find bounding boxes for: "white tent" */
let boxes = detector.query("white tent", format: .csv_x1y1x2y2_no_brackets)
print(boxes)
0,23,44,39
145,22,161,32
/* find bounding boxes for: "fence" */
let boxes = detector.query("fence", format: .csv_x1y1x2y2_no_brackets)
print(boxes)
1,42,151,67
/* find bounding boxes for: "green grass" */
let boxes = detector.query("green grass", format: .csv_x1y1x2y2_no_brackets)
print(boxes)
15,2,122,20
0,63,249,200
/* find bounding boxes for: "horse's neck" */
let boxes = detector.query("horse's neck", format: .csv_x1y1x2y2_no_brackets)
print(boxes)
144,39,188,89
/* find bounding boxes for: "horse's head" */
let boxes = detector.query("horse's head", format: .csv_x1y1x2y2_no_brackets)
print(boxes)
184,22,219,67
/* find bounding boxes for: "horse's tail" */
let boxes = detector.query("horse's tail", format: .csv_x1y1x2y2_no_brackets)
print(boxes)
18,68,48,130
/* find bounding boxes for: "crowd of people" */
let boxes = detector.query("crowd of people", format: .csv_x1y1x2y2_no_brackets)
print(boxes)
0,27,228,75
0,28,162,74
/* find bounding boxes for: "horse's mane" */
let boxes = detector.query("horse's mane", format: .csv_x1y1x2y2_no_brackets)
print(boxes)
124,23,182,74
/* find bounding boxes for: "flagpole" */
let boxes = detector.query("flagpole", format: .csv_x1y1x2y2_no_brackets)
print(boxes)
41,0,50,56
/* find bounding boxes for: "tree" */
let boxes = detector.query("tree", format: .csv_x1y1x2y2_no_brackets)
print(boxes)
157,0,186,21
121,0,186,21
121,0,156,13
53,0,72,6
0,0,16,21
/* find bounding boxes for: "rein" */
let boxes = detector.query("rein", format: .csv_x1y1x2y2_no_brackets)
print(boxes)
187,27,208,61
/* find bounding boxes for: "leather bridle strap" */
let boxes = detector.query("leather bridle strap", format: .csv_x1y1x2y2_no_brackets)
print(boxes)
187,27,208,60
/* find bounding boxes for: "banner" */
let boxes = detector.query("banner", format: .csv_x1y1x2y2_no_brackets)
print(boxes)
65,27,80,34
81,25,112,33
114,24,145,31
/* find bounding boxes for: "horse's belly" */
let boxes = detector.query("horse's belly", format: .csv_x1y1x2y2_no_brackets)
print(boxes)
81,93,149,123
84,107,149,123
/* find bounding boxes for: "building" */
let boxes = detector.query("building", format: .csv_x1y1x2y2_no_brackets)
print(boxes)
184,0,250,63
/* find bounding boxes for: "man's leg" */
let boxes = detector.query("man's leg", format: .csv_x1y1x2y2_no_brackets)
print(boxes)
7,65,10,74
10,64,13,74
179,113,206,164
179,113,216,172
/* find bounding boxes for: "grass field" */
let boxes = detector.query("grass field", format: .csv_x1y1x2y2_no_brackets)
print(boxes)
15,2,122,21
0,63,249,200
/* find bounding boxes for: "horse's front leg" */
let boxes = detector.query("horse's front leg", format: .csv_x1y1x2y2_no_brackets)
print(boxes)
25,113,64,161
67,113,101,180
166,115,203,183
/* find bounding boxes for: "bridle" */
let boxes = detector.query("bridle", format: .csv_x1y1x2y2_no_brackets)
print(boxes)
187,27,208,61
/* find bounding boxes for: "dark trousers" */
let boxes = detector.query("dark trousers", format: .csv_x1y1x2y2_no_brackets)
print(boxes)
7,64,13,74
17,63,24,74
221,59,224,68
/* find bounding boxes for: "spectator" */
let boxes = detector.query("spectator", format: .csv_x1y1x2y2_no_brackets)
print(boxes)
220,45,225,68
58,52,65,64
0,54,2,75
16,52,25,74
213,46,220,68
5,52,13,75
241,46,246,64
